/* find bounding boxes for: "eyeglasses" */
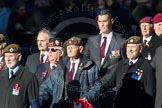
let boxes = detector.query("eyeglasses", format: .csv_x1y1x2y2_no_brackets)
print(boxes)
47,48,59,52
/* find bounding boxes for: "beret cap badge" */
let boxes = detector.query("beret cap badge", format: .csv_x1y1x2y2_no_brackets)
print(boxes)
9,48,14,53
130,39,134,43
55,40,60,46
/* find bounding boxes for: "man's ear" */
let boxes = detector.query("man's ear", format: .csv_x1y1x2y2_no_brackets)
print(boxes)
111,18,114,24
59,50,64,56
139,45,143,53
17,54,22,62
79,46,84,53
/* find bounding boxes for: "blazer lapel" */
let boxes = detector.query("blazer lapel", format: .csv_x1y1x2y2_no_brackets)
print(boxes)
92,35,101,68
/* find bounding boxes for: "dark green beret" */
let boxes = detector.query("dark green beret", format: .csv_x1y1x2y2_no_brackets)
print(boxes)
126,36,142,45
3,44,21,53
64,36,82,47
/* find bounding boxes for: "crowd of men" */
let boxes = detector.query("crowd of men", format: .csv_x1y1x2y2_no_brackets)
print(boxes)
0,9,162,108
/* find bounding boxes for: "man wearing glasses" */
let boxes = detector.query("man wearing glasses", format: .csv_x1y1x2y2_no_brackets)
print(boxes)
37,37,65,108
35,38,64,85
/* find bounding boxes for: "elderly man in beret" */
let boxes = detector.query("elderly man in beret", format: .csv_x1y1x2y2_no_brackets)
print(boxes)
139,16,162,62
38,38,65,108
62,36,100,108
153,13,162,38
0,44,39,108
0,34,7,71
84,36,156,108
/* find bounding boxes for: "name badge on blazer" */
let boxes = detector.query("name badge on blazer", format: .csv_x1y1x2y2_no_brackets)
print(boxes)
12,83,20,95
109,50,121,59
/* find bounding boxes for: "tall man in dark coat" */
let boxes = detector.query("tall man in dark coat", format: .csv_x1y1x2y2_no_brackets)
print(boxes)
83,9,126,108
0,44,39,108
25,28,53,73
63,37,99,108
151,46,162,108
84,36,156,108
139,16,162,62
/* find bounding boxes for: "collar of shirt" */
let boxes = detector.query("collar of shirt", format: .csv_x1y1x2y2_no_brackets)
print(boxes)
50,62,57,69
40,51,48,63
129,58,138,65
100,31,113,65
9,65,20,77
0,56,3,62
143,36,152,44
70,58,80,79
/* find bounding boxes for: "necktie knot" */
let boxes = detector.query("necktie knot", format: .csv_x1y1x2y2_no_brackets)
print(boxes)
129,61,134,65
40,54,45,64
52,65,55,70
100,37,107,60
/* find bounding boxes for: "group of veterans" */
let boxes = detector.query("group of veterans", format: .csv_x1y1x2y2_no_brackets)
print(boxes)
0,9,162,108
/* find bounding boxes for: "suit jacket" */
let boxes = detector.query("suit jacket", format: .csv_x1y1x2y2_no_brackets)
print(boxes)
83,32,126,78
26,52,40,73
141,34,162,62
0,65,39,108
151,46,162,108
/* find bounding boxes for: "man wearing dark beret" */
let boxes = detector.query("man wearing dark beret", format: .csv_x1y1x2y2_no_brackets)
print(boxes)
0,44,39,108
37,38,65,108
84,36,156,108
139,16,162,62
63,36,100,108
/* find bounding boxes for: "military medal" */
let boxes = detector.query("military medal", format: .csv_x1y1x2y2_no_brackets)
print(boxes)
12,83,20,95
109,50,121,59
131,69,143,81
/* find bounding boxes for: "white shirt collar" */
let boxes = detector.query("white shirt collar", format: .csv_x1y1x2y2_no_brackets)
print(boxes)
129,58,138,65
143,36,152,44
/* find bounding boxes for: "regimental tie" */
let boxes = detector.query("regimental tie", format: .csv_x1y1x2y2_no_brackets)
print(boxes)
143,39,147,47
40,54,45,64
100,37,107,60
69,63,75,82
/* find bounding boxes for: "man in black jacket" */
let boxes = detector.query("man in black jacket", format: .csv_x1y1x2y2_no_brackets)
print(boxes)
0,44,39,108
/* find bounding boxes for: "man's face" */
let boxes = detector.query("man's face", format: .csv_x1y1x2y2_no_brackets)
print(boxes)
67,45,83,59
126,44,142,60
154,22,162,36
140,23,152,37
37,32,49,51
5,53,21,69
48,46,62,62
97,14,113,34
